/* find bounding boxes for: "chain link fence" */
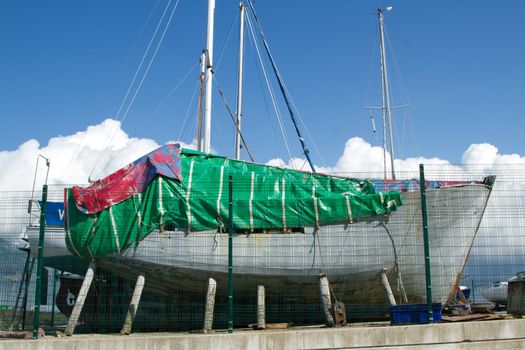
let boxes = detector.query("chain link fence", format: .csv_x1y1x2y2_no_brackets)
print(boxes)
0,164,523,335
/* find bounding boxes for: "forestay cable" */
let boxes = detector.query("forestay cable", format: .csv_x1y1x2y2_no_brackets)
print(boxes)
244,9,293,166
247,0,316,173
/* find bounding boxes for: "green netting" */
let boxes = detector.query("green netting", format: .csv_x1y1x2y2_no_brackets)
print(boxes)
66,149,402,259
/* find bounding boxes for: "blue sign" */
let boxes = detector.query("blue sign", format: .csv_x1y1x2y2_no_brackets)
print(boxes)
39,201,65,226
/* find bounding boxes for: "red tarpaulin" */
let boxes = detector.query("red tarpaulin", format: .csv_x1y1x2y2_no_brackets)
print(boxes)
71,144,182,214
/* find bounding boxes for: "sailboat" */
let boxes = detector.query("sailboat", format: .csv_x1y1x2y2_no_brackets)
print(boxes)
25,3,494,329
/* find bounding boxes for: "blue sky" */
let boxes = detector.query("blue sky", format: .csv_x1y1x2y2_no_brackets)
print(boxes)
0,0,523,169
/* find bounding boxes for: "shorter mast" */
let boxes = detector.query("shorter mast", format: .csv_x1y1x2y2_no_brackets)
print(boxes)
378,8,396,179
235,3,246,160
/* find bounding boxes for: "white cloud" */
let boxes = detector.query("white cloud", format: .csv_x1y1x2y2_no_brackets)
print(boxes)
0,118,201,191
462,143,525,168
268,137,461,179
6,125,522,193
462,143,499,165
1,124,524,247
267,137,525,181
0,119,198,238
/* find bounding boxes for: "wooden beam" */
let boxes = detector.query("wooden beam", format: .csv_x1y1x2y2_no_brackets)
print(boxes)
65,262,96,336
120,274,145,335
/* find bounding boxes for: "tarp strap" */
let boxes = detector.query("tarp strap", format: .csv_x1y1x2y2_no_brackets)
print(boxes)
282,178,287,229
313,186,320,229
109,206,121,254
216,165,224,220
249,171,255,231
186,160,195,231
345,194,353,223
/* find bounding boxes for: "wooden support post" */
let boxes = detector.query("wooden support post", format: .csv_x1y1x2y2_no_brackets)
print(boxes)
203,277,217,333
379,268,397,306
120,274,145,335
65,262,96,336
319,273,335,327
257,285,265,330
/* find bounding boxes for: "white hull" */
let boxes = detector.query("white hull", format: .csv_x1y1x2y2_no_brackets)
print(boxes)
481,282,508,304
28,183,492,305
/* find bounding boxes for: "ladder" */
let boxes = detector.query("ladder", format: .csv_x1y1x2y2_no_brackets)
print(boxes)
9,248,35,331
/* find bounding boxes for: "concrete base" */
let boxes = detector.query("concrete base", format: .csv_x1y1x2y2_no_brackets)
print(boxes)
2,319,525,350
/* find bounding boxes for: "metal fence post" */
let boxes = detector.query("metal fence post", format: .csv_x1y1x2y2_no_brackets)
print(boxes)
50,269,57,327
33,184,47,339
228,174,234,333
419,164,433,322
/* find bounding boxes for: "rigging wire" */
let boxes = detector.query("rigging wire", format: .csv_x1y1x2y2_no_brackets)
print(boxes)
282,89,326,169
194,12,238,155
94,0,174,170
111,0,181,142
90,0,181,180
122,0,163,66
138,62,199,138
244,13,282,163
213,12,239,75
178,80,201,143
214,78,255,162
383,26,411,106
244,10,294,166
59,1,164,182
92,62,200,174
247,0,316,172
365,29,380,108
365,33,382,149
383,23,417,160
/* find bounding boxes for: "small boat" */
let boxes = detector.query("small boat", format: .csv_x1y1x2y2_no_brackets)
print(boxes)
481,272,525,305
482,281,509,305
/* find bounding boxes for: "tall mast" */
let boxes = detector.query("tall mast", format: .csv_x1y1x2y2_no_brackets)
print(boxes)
380,53,388,180
235,3,246,160
378,8,396,179
203,0,215,154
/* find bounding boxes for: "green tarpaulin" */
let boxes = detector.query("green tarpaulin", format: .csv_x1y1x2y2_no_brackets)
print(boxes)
66,148,402,259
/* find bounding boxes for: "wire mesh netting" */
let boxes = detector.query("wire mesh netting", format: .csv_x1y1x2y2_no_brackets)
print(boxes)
0,164,523,334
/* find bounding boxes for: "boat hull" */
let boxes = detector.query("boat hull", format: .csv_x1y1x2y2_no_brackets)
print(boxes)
27,182,492,327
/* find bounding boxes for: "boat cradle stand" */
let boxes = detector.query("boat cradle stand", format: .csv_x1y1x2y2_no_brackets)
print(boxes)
378,267,397,306
203,278,217,333
120,274,146,335
64,262,147,336
65,262,96,336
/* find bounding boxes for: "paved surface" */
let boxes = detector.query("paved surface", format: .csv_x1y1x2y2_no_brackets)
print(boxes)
1,319,525,349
